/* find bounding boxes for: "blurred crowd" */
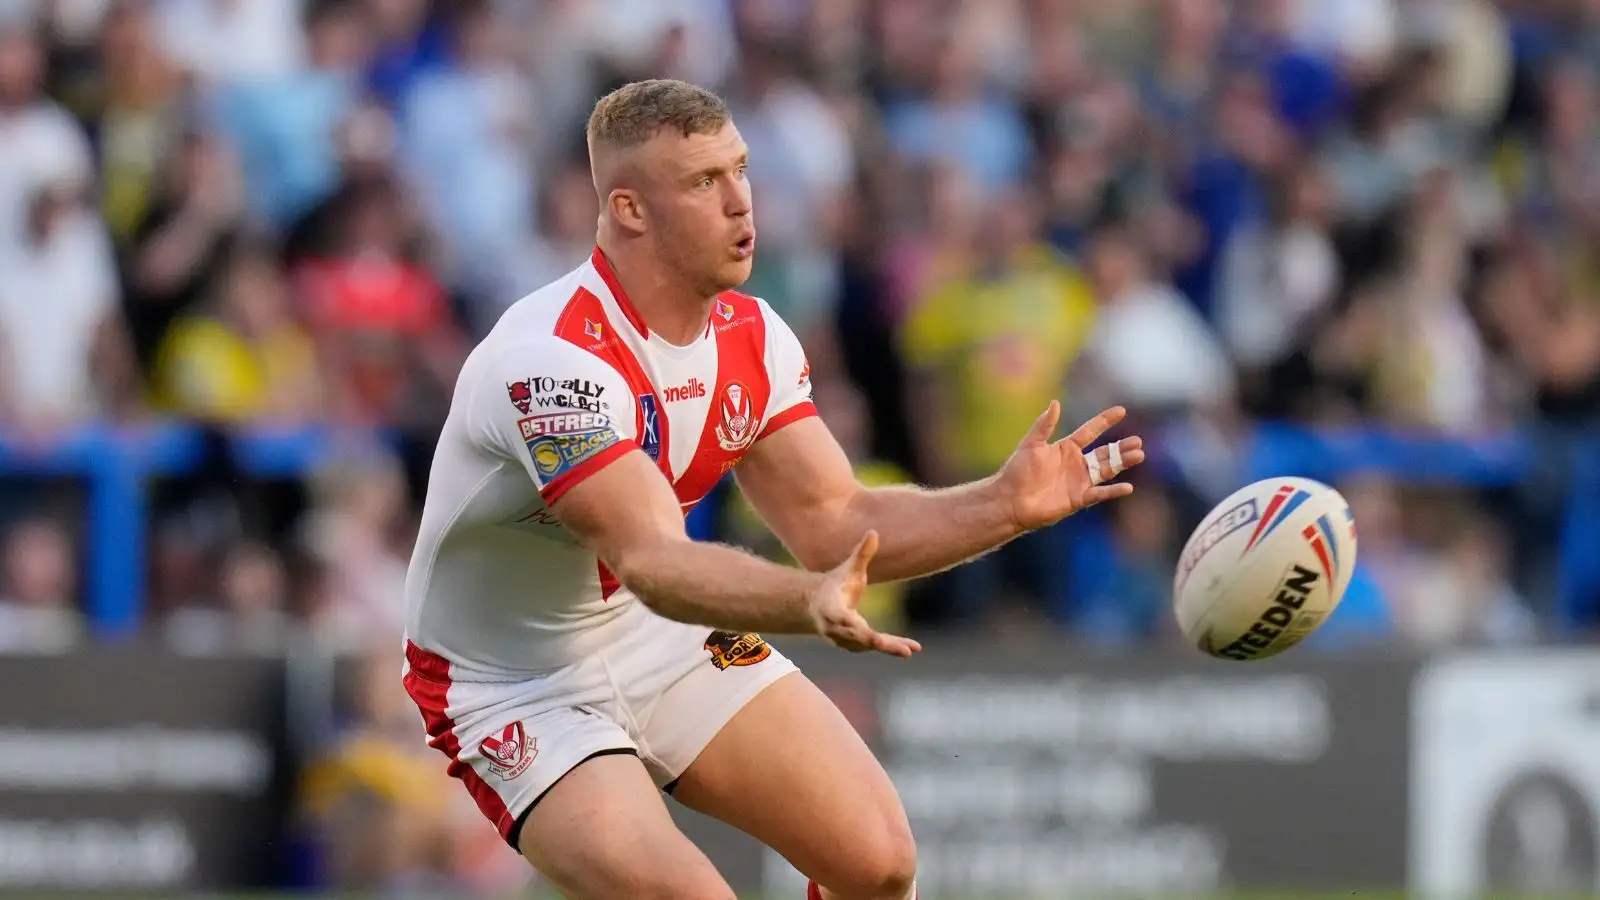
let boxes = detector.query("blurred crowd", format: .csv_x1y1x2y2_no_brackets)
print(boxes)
1,0,1598,651
0,0,1597,891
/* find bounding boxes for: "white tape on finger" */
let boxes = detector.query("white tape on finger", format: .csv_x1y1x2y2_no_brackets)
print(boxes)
1086,444,1125,487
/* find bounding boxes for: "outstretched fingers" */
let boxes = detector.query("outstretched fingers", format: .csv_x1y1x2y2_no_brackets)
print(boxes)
1084,435,1146,486
1024,400,1063,447
1064,406,1127,450
843,530,879,584
869,630,922,658
1083,482,1136,506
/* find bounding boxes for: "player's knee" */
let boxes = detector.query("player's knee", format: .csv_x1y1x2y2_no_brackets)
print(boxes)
832,818,917,899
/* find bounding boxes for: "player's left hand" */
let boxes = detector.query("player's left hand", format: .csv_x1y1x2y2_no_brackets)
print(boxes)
809,530,923,659
997,402,1145,532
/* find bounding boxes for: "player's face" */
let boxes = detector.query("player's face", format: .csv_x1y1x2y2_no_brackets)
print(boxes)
640,123,755,295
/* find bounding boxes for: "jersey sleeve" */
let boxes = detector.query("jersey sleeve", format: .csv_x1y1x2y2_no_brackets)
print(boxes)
470,339,638,505
757,302,818,441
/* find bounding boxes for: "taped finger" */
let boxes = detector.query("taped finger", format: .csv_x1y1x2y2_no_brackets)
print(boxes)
1085,443,1127,486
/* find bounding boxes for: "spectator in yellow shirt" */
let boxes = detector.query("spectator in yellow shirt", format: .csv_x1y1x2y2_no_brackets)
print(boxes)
152,244,322,425
898,190,1098,627
900,189,1098,483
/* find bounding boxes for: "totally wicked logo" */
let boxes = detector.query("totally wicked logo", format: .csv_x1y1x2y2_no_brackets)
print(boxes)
507,380,534,414
528,377,605,399
508,377,607,413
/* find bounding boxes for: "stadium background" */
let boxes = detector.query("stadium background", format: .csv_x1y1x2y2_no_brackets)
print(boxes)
0,0,1598,897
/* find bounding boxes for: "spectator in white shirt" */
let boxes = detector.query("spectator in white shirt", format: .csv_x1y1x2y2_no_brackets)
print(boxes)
0,21,95,255
0,158,138,433
155,0,304,84
1079,222,1236,417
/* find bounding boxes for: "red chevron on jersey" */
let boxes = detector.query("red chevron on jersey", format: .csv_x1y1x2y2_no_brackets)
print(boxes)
552,285,668,600
674,292,770,507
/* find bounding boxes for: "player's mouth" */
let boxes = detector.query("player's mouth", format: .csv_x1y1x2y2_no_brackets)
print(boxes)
732,231,756,259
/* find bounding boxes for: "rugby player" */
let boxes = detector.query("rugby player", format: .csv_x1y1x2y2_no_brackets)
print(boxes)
402,79,1145,899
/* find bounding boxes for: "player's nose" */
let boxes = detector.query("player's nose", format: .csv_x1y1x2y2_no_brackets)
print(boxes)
724,183,752,218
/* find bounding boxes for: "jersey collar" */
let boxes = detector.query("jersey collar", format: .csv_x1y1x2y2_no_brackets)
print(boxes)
590,246,650,339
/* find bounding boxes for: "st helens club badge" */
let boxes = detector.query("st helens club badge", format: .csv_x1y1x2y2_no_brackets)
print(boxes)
479,721,537,779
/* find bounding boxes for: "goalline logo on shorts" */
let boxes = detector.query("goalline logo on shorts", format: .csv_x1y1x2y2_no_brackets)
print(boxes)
715,382,761,452
705,630,772,670
479,721,537,779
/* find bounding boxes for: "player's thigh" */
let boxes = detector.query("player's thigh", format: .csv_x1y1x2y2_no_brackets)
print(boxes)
517,751,735,900
668,671,917,898
404,658,732,900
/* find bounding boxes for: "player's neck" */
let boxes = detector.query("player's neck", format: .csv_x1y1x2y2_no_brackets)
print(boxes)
595,243,715,347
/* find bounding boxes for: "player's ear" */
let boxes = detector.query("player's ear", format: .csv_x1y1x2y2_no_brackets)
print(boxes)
607,189,646,236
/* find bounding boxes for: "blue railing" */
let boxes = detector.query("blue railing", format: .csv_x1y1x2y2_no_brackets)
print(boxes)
0,424,398,638
1,421,1595,638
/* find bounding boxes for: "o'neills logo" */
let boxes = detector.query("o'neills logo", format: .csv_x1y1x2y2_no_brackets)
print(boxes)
705,631,772,670
662,377,707,403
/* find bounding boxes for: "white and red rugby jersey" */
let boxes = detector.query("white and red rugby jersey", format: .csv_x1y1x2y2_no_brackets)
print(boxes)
404,249,816,678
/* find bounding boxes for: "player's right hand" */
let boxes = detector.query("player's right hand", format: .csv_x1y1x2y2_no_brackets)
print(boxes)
808,530,922,658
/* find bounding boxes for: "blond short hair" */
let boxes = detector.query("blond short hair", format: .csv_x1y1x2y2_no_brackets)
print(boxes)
586,79,731,154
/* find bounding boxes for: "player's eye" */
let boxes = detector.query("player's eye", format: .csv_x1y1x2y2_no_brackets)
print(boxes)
736,164,748,180
697,176,715,190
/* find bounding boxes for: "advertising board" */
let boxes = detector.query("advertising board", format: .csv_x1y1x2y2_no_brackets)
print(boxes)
0,650,289,890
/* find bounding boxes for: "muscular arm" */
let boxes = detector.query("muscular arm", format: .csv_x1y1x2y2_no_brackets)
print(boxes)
554,449,827,635
736,417,1023,581
477,335,916,656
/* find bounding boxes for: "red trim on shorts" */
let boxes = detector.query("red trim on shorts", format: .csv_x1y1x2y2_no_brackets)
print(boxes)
758,400,818,442
538,438,638,506
590,247,648,337
402,641,518,841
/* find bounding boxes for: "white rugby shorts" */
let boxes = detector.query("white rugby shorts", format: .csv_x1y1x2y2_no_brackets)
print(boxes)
402,602,797,848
